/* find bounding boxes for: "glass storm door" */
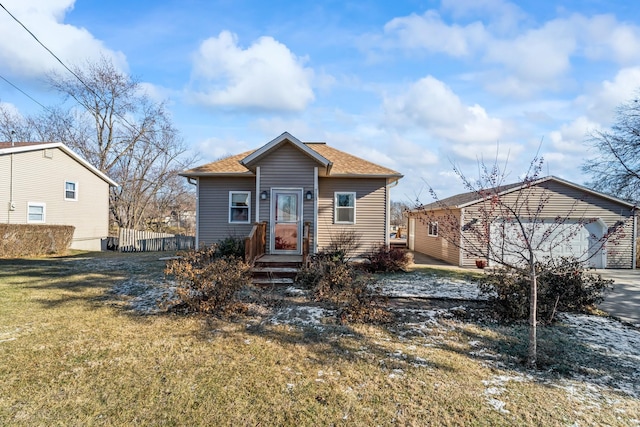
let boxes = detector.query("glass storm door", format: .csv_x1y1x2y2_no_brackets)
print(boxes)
272,190,302,254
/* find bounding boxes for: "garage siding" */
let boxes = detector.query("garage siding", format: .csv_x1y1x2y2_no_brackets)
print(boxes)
410,208,461,265
461,181,635,268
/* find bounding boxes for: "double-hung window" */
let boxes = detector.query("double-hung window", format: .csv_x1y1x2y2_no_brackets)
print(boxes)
65,181,78,201
229,191,250,223
334,192,356,224
27,202,46,223
428,221,438,237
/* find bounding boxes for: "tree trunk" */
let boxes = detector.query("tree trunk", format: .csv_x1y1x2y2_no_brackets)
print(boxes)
528,268,537,368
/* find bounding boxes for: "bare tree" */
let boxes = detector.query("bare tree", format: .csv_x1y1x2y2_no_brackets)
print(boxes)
583,95,640,203
416,154,626,367
1,58,197,230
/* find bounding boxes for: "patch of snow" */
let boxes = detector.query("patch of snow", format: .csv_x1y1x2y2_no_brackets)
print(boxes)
377,272,487,300
267,306,334,328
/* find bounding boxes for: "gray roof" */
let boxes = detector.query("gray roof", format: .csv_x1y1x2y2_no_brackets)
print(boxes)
414,176,635,211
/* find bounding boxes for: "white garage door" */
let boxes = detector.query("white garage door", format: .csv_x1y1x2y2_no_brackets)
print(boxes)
489,219,606,268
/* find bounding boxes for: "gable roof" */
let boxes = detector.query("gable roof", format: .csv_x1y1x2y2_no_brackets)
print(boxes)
240,132,332,172
415,176,635,211
181,132,403,180
0,142,118,187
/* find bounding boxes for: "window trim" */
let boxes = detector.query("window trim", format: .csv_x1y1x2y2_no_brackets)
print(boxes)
64,181,78,201
428,221,438,237
228,191,251,224
334,191,356,224
27,202,46,223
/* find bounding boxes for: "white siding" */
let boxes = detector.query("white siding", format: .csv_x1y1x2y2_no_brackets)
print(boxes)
0,147,110,251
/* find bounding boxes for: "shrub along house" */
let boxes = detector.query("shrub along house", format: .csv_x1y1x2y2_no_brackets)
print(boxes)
406,176,637,269
180,132,403,261
0,142,118,251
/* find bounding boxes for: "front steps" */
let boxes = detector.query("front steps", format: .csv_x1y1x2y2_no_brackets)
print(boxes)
250,255,303,286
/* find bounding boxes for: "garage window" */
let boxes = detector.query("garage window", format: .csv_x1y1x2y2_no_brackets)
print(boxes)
428,221,438,237
27,202,46,223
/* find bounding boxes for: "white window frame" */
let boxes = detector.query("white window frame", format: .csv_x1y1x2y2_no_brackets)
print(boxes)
428,221,438,237
334,192,356,224
229,191,251,224
27,202,46,223
64,181,78,201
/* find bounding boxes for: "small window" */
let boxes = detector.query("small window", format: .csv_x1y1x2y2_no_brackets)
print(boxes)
335,192,356,224
27,202,46,223
428,221,438,237
229,191,250,223
65,181,78,201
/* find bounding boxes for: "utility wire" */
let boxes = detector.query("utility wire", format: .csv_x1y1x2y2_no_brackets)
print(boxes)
0,2,95,99
0,2,141,134
0,73,49,110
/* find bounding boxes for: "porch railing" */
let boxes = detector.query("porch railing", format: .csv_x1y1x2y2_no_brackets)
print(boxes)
245,221,267,263
302,222,311,266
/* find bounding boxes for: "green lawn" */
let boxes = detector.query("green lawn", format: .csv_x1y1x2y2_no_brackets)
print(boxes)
0,252,638,426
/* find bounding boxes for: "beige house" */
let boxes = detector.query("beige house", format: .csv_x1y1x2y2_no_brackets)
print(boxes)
181,132,403,257
0,142,118,251
407,176,637,269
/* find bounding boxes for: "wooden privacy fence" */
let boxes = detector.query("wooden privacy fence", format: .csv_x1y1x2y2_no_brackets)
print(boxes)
118,228,195,252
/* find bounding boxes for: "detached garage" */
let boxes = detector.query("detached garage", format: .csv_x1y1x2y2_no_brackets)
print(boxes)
407,176,637,269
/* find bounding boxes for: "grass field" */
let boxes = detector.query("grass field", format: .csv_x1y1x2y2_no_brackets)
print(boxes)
0,251,638,426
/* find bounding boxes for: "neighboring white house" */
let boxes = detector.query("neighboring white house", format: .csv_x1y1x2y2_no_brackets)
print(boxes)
0,142,118,251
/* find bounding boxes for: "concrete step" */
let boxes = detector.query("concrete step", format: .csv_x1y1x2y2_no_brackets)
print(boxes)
251,267,299,275
252,277,295,286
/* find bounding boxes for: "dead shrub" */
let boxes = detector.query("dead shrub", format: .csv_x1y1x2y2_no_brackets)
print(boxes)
296,251,393,324
164,245,251,315
364,244,411,273
0,224,74,258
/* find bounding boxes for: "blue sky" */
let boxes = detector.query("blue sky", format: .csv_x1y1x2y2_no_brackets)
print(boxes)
1,0,640,203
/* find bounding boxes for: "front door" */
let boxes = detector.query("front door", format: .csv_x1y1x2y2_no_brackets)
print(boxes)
271,189,302,254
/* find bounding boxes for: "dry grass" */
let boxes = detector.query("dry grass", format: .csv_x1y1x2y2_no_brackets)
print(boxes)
0,252,638,426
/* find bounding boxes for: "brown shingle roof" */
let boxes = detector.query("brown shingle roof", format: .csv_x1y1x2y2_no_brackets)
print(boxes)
181,140,402,178
0,141,51,149
306,143,401,177
182,150,255,175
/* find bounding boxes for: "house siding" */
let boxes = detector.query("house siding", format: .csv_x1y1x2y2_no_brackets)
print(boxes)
254,143,317,253
410,208,461,265
317,177,388,256
197,176,255,246
0,147,110,251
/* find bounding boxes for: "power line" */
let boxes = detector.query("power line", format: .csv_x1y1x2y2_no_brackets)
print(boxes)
0,2,93,98
0,73,49,110
0,2,141,133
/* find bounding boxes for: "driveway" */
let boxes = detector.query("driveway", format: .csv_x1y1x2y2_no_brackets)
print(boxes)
408,251,640,328
596,269,640,327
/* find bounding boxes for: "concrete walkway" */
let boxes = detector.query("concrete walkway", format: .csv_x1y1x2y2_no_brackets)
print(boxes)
595,270,640,327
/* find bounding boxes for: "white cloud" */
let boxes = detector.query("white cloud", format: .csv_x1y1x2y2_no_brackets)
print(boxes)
383,10,487,56
548,116,598,152
0,0,126,79
440,0,526,34
484,19,576,86
383,75,505,144
577,67,640,124
189,31,315,112
578,14,640,64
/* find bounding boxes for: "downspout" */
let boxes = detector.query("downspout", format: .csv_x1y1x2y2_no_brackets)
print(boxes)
386,179,399,248
255,166,261,223
8,151,14,223
459,208,465,267
313,167,318,254
633,208,637,269
187,177,199,247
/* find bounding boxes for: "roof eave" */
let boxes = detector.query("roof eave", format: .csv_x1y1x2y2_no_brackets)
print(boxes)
240,131,331,168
